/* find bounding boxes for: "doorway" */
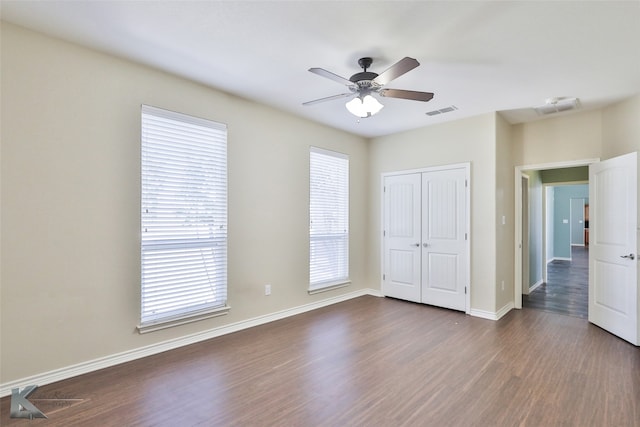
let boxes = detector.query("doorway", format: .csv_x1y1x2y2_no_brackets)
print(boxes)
522,186,589,317
514,159,597,312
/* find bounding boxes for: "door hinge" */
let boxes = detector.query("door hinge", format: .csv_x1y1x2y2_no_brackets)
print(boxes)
383,274,386,281
465,179,468,188
465,233,468,240
465,286,467,294
383,230,386,237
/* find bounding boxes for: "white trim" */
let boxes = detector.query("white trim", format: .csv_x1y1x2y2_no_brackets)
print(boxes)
308,280,351,294
381,161,471,178
496,301,515,319
0,288,380,398
551,257,571,262
469,309,498,320
309,145,349,160
137,305,231,334
470,301,514,321
520,173,530,301
529,279,544,293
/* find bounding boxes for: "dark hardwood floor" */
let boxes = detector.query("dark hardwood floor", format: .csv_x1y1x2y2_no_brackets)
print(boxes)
2,294,639,426
523,246,589,319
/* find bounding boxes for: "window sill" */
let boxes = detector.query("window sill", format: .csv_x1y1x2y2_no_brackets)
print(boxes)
137,305,231,334
308,280,351,295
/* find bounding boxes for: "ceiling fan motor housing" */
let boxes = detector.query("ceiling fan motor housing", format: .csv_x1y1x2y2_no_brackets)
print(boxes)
350,57,379,86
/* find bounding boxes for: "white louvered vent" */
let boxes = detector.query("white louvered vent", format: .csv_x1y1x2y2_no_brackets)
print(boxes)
426,105,458,116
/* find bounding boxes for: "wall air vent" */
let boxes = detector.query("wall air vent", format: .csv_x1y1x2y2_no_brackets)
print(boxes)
534,97,580,116
426,105,458,116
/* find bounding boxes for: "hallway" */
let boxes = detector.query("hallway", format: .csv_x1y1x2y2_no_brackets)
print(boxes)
523,246,588,319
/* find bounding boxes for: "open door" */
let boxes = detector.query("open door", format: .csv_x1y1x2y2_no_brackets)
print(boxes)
589,152,638,345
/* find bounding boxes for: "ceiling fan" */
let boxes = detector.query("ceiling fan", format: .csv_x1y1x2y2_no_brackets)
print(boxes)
303,57,434,118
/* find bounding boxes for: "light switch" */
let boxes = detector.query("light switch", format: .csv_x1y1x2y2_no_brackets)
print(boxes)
563,219,569,224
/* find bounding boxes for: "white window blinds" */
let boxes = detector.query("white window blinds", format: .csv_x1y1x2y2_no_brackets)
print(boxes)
140,105,227,329
309,147,349,290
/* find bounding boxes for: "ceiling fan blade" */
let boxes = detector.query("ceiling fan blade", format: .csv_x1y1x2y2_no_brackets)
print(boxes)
373,57,420,86
303,92,354,106
308,68,356,87
379,89,434,102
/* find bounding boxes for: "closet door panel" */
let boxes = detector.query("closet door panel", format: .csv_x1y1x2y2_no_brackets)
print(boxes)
421,168,467,311
382,174,422,303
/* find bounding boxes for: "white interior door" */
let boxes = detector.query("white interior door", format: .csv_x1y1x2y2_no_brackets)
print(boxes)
383,174,421,302
421,168,468,310
589,152,637,345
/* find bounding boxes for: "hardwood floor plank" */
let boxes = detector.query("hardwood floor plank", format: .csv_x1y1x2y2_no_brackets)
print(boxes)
2,296,638,426
523,246,589,318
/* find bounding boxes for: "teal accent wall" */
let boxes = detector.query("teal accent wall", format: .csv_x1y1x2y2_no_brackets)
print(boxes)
553,184,589,258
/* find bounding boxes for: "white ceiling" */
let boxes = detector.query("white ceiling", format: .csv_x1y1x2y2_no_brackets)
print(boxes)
2,1,639,138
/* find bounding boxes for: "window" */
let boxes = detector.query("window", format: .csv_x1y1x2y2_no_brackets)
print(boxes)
309,147,349,291
139,105,228,332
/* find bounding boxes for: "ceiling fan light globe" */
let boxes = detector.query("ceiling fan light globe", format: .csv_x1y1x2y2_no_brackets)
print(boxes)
362,95,384,115
345,95,384,118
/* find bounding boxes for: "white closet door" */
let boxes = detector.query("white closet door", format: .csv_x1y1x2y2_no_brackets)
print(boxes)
421,168,468,311
382,173,422,302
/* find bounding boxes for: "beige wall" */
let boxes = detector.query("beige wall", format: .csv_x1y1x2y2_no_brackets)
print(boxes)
602,94,640,225
0,23,369,383
512,109,603,167
368,113,498,313
495,113,515,311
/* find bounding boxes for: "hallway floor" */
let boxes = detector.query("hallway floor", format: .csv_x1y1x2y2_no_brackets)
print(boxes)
523,246,588,319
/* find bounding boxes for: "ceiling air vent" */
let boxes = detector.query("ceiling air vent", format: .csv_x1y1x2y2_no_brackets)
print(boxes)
534,97,580,116
426,105,458,116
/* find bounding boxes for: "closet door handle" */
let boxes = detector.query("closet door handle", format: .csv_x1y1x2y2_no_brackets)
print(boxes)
412,243,420,247
620,253,635,260
423,243,429,248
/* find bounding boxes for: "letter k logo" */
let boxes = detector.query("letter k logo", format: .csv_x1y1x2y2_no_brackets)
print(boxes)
10,385,47,419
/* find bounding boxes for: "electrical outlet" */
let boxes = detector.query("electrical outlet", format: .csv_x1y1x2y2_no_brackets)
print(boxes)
265,284,271,296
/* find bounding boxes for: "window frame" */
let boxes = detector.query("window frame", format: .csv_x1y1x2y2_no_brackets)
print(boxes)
309,146,350,293
138,105,229,333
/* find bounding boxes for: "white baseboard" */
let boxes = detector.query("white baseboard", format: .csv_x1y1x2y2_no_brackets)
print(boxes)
469,301,514,321
529,279,543,293
0,288,381,397
551,257,571,262
496,301,515,320
469,309,496,320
